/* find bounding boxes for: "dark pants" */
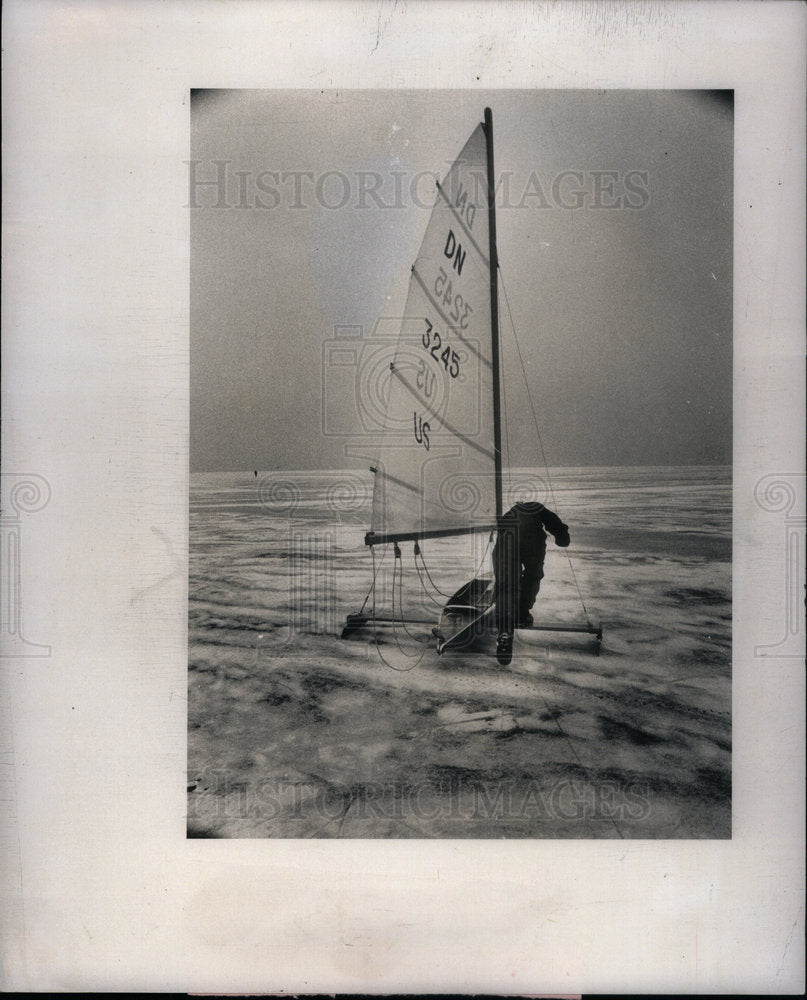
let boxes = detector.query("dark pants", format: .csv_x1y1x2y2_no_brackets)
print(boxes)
493,527,546,633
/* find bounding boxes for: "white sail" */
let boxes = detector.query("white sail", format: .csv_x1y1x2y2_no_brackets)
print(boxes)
367,122,499,544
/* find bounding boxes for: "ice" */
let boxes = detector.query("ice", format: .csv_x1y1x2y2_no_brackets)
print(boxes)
188,466,731,838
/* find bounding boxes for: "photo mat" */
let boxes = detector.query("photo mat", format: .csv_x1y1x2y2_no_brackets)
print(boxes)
4,1,803,992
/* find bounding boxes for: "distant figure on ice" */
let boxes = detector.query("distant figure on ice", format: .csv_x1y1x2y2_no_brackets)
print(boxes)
493,500,571,664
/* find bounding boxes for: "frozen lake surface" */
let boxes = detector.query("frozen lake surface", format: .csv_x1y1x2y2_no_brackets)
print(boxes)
187,466,731,838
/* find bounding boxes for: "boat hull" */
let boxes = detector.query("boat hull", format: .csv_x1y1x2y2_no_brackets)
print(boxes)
435,577,495,654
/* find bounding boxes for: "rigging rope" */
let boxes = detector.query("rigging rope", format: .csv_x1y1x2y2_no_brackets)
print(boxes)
537,688,625,839
498,289,513,497
367,544,429,671
392,544,431,646
498,268,593,625
413,556,448,608
413,540,452,599
415,534,495,602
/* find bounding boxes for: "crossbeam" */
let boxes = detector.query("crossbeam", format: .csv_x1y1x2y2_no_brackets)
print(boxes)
523,622,602,636
518,620,603,655
342,612,604,651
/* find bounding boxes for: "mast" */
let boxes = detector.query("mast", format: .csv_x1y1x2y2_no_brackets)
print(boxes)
484,107,504,521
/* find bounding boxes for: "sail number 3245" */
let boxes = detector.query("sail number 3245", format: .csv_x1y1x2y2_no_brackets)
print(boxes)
422,319,461,378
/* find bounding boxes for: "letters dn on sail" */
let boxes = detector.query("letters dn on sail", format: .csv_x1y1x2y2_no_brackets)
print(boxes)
444,229,466,276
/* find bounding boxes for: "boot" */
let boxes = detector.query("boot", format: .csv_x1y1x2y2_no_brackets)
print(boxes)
496,631,513,665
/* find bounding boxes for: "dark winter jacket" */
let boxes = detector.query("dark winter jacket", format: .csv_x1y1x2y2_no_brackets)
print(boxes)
498,501,570,550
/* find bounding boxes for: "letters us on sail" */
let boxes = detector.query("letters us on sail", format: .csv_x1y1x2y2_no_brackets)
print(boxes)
368,123,498,544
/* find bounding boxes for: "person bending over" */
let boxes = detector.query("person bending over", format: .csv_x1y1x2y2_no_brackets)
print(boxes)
493,500,570,664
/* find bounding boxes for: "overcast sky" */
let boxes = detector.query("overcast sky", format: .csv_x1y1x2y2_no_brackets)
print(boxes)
190,89,732,471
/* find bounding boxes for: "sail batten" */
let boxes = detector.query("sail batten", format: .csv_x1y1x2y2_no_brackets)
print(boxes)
390,367,497,461
410,267,493,368
368,120,499,544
